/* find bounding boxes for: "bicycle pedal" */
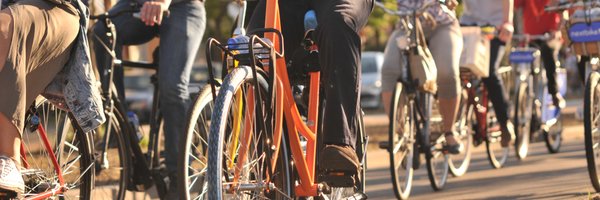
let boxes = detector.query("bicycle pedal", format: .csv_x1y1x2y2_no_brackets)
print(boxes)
0,190,17,200
321,171,357,188
378,141,389,150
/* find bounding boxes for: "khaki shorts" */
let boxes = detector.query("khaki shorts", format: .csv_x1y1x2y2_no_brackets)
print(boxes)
381,20,463,99
0,0,79,136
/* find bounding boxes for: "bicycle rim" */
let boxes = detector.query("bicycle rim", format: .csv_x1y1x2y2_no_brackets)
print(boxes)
179,85,216,199
21,99,94,199
485,102,509,169
514,82,532,160
449,96,473,177
423,93,448,191
207,66,292,199
388,83,414,200
92,102,128,200
585,72,600,192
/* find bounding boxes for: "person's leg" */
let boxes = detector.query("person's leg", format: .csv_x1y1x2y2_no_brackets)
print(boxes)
579,55,590,84
482,38,513,146
311,0,373,148
158,1,205,176
92,0,156,100
536,40,565,108
427,21,463,153
381,29,406,115
0,9,17,162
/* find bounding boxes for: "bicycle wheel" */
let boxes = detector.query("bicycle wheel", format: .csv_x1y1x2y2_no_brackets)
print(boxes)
206,66,293,199
543,116,562,154
448,89,473,177
388,83,414,200
92,96,129,200
585,72,600,192
514,82,533,160
485,101,509,169
21,98,94,199
178,84,217,199
423,93,449,191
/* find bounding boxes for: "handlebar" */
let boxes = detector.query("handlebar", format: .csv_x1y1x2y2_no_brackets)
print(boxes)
374,1,438,17
545,0,600,12
512,34,551,42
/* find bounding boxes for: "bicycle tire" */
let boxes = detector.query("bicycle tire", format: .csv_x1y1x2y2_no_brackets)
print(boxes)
485,101,509,169
92,96,129,200
21,99,95,199
178,84,217,199
514,82,532,160
585,72,600,192
206,66,293,199
388,82,414,200
423,92,449,191
448,89,473,177
543,118,562,153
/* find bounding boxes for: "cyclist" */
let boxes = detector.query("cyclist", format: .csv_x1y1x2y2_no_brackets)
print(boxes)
92,0,205,196
515,0,566,108
381,0,464,154
460,0,516,147
0,0,103,196
247,0,373,186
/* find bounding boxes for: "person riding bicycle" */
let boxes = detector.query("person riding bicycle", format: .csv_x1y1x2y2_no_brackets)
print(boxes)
92,0,205,196
460,0,516,148
247,0,373,186
380,0,463,154
515,0,566,108
0,0,104,196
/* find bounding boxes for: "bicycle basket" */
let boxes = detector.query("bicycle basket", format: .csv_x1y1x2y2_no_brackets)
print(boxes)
459,26,490,78
564,7,600,56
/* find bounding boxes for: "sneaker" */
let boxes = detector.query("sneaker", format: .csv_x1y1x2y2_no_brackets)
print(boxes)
0,156,24,195
319,144,360,187
442,131,463,155
552,93,566,109
500,122,515,148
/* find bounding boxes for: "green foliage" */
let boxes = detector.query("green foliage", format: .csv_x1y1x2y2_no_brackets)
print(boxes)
364,0,398,51
204,0,236,42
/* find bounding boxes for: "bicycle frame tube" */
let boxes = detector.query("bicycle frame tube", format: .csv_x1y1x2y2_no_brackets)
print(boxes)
23,124,66,200
263,0,321,196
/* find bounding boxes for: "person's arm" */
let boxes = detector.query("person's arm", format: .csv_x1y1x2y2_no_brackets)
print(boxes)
140,0,172,26
498,0,514,42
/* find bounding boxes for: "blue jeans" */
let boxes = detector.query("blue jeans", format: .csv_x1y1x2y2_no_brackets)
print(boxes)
93,0,206,174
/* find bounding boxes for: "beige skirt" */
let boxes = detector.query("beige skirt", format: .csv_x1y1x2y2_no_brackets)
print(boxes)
0,0,79,136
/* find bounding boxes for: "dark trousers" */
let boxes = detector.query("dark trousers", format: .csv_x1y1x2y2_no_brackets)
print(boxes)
579,55,591,83
483,38,510,124
532,40,559,96
248,0,373,148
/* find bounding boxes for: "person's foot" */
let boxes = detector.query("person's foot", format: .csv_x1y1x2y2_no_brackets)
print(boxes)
443,131,463,155
319,144,360,187
552,93,566,109
0,156,24,195
500,122,515,148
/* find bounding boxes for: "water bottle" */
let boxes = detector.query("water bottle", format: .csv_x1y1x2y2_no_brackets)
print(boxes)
127,111,144,141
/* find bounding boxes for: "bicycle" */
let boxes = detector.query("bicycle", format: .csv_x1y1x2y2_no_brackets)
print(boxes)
201,0,368,199
457,25,514,170
0,99,95,200
374,1,454,198
89,6,181,199
509,34,565,160
547,0,600,192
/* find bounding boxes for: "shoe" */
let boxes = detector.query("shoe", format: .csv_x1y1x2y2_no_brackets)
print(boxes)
0,156,24,195
500,122,515,148
552,93,566,109
319,144,360,187
442,131,463,155
164,173,180,199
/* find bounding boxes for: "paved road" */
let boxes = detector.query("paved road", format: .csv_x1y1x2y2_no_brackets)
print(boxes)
365,125,595,199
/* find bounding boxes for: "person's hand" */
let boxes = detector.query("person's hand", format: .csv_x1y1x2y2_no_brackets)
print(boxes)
140,0,169,26
497,22,514,43
445,0,458,10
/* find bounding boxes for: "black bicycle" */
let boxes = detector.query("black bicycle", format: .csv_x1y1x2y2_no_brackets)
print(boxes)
89,5,184,199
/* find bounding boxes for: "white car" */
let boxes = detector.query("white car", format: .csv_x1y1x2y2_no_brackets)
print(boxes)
360,51,384,109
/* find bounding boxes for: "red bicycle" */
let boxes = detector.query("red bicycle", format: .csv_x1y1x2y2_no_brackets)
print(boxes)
5,98,95,199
